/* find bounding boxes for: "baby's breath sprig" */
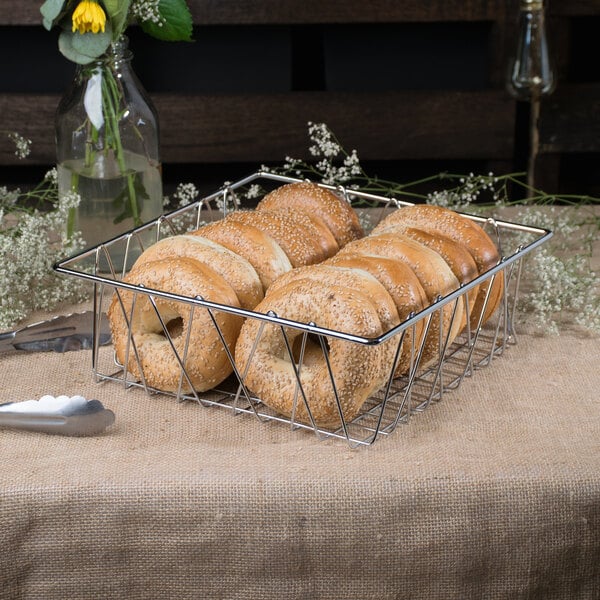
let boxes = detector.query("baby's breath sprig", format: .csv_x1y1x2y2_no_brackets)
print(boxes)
266,122,600,212
162,181,203,232
267,122,368,189
3,131,32,160
130,0,165,27
1,170,213,330
0,169,89,329
268,122,599,335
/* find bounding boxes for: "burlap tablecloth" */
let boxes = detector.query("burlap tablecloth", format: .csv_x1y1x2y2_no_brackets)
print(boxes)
1,306,599,599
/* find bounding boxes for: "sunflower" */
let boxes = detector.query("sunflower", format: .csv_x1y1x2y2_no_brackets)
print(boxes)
71,0,106,35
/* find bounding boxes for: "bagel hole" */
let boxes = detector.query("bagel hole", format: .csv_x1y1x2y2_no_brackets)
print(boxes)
291,333,330,365
162,316,184,339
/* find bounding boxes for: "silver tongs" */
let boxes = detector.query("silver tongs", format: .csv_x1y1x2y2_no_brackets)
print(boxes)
0,398,116,436
0,310,111,353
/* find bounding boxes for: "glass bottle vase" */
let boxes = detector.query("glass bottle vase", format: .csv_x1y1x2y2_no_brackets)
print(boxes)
56,36,163,253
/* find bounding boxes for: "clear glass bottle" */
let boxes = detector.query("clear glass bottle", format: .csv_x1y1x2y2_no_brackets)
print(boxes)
56,36,163,251
507,0,556,193
508,0,555,100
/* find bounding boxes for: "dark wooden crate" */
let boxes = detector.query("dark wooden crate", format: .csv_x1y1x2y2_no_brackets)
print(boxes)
0,1,598,196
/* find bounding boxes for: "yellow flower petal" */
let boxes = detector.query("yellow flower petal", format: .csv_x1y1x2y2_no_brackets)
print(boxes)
71,1,106,35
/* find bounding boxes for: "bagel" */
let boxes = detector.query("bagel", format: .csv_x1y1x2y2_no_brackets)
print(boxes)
261,208,339,261
225,210,329,268
325,253,428,375
373,204,504,326
192,218,292,291
265,264,401,334
256,181,364,247
372,225,480,330
235,279,395,428
108,257,243,393
129,234,263,310
338,233,465,365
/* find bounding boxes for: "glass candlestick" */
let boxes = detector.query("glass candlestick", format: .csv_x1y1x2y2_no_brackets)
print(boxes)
508,0,555,100
507,0,555,194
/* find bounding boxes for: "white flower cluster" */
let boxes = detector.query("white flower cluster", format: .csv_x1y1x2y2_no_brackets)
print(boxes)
162,182,201,232
515,206,599,334
244,184,264,200
519,248,599,335
265,123,364,189
279,156,305,179
308,122,341,158
274,156,322,183
7,132,32,159
0,180,88,329
171,182,199,206
315,151,362,186
0,186,19,211
130,0,164,26
45,167,58,185
305,123,362,186
427,173,500,210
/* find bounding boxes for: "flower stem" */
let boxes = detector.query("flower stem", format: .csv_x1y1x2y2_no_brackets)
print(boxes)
67,170,79,238
101,62,141,225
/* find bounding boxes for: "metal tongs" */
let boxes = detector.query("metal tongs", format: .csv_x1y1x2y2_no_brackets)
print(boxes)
0,398,115,436
0,310,111,354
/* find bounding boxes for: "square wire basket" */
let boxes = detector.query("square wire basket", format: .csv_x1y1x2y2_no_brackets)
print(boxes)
54,171,553,447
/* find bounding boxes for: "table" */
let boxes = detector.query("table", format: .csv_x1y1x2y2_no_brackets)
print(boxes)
1,298,599,599
2,202,600,599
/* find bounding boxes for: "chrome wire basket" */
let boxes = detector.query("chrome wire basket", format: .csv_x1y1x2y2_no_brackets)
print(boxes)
54,171,553,447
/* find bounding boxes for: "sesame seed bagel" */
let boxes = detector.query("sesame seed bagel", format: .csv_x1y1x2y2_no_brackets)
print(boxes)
192,218,292,291
373,204,504,327
374,225,480,331
129,234,263,310
338,233,465,365
262,208,340,261
265,264,401,334
256,181,364,247
225,209,329,268
325,253,428,376
108,257,243,393
235,279,395,428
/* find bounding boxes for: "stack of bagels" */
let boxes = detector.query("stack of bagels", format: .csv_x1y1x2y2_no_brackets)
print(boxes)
108,181,503,428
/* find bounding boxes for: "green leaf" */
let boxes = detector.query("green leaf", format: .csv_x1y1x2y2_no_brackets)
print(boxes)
102,0,121,14
72,24,113,55
58,25,113,64
140,0,194,42
40,0,67,30
103,0,131,40
112,173,149,225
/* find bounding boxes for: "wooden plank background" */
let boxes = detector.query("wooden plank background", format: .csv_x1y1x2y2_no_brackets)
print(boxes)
0,0,598,196
1,2,509,25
